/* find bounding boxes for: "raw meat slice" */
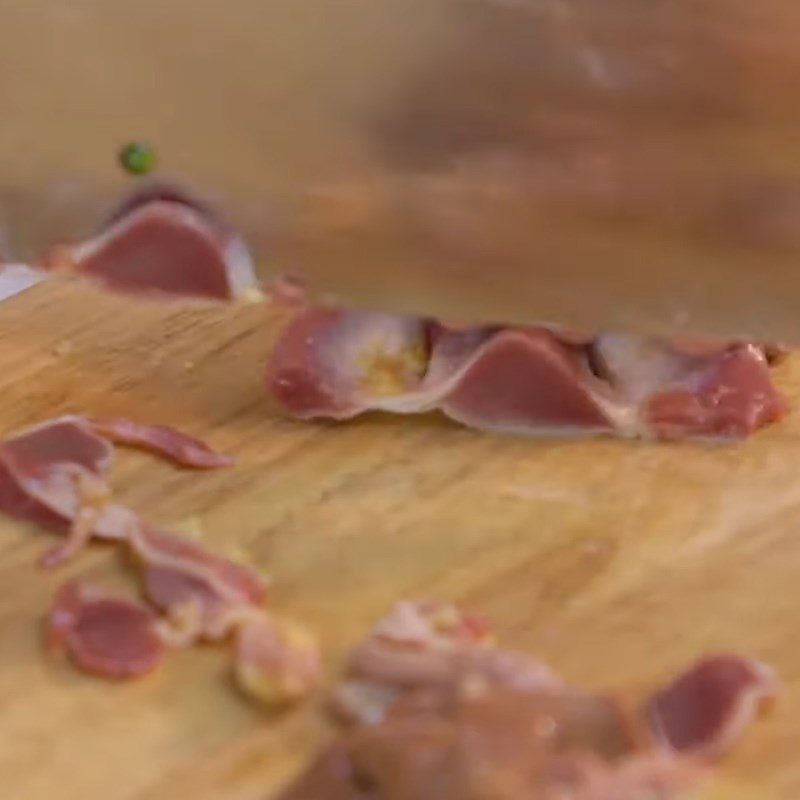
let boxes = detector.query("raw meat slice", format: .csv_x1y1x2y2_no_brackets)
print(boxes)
267,307,787,440
267,308,430,419
436,328,616,435
47,581,167,679
0,416,231,561
41,198,258,302
649,654,777,759
0,415,131,546
643,347,787,439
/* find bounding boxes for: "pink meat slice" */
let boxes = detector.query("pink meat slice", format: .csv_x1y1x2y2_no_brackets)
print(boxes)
0,416,127,542
267,310,615,433
436,328,615,435
134,526,270,645
644,346,787,439
267,307,430,419
41,199,257,301
648,654,778,759
88,417,234,469
267,307,787,440
0,416,233,562
47,581,167,679
4,416,114,475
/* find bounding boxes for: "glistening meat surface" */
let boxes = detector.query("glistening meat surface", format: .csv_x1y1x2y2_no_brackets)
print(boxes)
267,308,787,440
279,600,777,800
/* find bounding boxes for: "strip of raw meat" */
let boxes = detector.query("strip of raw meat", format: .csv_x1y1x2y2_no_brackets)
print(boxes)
267,307,787,440
280,601,776,800
267,311,619,433
648,655,777,759
88,417,234,469
40,197,258,302
47,581,167,679
3,415,114,478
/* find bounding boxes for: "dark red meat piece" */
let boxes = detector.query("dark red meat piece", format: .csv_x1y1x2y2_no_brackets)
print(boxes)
648,654,777,758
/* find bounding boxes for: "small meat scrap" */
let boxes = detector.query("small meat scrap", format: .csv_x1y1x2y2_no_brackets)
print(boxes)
279,601,776,800
40,190,259,302
0,415,318,706
267,307,788,440
88,417,234,469
234,616,321,706
47,581,167,679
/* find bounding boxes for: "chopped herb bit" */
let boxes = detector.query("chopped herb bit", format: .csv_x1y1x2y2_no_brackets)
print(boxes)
119,142,156,175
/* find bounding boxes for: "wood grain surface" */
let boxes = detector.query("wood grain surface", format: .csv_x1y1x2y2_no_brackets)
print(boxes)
0,281,797,799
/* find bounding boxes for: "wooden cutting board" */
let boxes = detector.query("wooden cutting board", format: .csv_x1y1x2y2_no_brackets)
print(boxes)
0,281,798,800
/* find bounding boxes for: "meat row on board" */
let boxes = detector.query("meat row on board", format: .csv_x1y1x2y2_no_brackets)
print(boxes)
0,188,788,797
26,189,790,441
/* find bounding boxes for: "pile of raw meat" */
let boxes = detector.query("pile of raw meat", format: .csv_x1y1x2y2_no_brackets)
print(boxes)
280,600,776,799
